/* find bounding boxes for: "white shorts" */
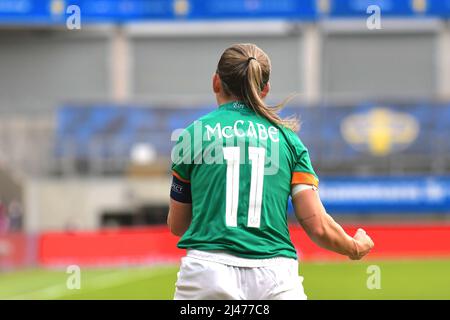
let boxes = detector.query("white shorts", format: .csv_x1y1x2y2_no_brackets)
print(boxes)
174,250,307,300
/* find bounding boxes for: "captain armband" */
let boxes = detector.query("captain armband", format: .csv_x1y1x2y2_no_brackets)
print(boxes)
170,174,192,203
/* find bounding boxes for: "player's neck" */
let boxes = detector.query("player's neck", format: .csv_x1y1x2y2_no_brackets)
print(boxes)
216,95,240,108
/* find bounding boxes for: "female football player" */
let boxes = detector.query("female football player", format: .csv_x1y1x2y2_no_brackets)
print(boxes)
168,43,374,300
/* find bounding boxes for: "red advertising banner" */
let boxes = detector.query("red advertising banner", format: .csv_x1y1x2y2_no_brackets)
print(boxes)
38,225,450,267
39,227,184,267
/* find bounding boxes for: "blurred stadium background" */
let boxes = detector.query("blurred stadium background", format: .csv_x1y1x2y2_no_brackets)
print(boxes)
1,0,450,300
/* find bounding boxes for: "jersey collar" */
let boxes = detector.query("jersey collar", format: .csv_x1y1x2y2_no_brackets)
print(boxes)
219,101,253,112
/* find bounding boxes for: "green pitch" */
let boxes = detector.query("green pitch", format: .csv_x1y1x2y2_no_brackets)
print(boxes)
1,259,449,300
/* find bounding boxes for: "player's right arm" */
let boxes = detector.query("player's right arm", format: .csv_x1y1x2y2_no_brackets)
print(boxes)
168,126,195,237
292,187,374,260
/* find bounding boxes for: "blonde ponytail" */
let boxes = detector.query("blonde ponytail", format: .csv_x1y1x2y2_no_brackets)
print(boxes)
217,43,299,132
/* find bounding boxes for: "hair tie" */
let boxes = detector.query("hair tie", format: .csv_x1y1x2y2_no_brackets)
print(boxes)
247,57,257,63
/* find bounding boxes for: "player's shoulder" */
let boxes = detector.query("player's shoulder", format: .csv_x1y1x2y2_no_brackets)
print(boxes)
279,126,307,152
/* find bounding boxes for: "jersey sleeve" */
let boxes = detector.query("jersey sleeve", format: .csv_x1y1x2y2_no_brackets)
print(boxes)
171,126,194,183
289,133,319,188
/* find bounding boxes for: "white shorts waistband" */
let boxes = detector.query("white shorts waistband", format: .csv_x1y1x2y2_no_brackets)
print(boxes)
186,249,298,268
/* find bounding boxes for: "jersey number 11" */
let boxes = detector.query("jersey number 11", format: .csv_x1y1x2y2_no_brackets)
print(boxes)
223,146,265,229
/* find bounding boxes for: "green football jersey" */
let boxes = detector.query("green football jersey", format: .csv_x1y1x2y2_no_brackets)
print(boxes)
171,101,318,260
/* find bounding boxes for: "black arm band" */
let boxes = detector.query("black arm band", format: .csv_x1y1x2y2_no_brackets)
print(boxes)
170,175,192,203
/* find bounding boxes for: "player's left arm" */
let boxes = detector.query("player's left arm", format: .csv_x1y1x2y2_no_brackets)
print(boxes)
292,186,374,260
289,137,373,260
167,173,192,237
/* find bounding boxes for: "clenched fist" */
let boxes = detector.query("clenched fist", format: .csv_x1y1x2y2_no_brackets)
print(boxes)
349,228,374,260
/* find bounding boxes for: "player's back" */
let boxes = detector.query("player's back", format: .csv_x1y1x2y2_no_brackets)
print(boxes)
172,101,318,259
